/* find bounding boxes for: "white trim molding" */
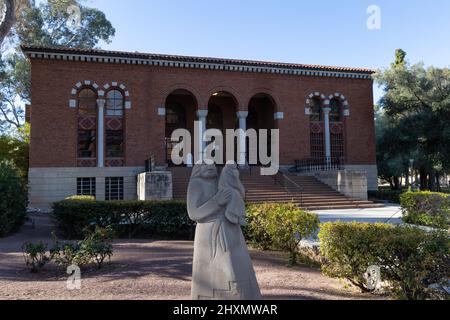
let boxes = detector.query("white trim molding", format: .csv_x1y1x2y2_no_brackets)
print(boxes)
274,112,284,120
158,107,166,116
26,50,374,80
69,80,100,107
103,82,132,109
328,93,350,117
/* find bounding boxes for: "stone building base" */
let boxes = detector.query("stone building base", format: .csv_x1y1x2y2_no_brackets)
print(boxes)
314,170,369,201
28,167,145,209
137,171,173,201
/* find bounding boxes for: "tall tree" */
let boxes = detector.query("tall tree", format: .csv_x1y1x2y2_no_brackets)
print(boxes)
0,0,115,132
375,50,450,191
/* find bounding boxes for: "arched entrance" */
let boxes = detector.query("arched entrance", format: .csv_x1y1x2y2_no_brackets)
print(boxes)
165,89,197,166
207,91,238,163
247,93,276,165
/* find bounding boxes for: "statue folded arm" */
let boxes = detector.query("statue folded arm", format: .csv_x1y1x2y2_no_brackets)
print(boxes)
187,181,222,222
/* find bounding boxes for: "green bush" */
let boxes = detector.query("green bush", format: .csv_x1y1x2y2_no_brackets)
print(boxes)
319,222,392,292
368,190,404,203
52,200,194,240
245,203,320,265
80,226,114,269
400,191,450,229
0,162,28,237
65,195,96,201
50,226,114,269
319,222,450,300
22,241,50,273
245,203,274,250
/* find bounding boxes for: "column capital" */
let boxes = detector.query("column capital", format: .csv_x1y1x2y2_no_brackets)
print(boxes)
97,99,106,107
236,111,249,119
197,109,208,118
322,107,331,115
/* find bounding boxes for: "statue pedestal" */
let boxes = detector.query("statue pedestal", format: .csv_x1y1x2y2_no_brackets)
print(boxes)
137,171,173,201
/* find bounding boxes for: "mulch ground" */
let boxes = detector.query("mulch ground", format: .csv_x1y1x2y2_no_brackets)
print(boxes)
0,214,383,300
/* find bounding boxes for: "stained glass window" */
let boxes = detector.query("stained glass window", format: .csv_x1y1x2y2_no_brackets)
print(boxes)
78,89,97,115
106,90,124,117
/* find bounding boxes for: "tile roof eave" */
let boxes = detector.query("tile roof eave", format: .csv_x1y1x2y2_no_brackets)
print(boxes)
21,45,376,75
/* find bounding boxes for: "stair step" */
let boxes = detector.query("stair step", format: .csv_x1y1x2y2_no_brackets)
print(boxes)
170,168,383,211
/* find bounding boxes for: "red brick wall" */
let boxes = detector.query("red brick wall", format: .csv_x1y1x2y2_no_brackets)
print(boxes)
29,58,376,168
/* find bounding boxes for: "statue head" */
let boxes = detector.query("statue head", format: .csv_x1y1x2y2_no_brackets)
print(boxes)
191,163,218,181
218,163,245,196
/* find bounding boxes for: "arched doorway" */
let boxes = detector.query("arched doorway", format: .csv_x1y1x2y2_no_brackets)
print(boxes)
207,92,238,163
247,94,276,165
165,89,197,166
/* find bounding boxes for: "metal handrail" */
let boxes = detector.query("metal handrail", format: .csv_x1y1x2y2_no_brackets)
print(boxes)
273,171,304,208
294,157,345,173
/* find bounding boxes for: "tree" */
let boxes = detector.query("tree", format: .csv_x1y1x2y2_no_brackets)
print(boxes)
0,0,115,132
375,50,450,191
0,123,29,177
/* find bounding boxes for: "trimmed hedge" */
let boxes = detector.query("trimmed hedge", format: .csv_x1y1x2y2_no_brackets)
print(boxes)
245,203,320,265
0,162,27,237
319,222,450,300
52,199,194,240
400,191,450,229
368,190,404,204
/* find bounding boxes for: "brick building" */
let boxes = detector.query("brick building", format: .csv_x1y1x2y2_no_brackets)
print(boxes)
22,46,378,209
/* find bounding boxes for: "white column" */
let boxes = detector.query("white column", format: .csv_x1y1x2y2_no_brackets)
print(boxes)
236,111,249,166
97,99,106,168
197,109,208,163
323,107,332,165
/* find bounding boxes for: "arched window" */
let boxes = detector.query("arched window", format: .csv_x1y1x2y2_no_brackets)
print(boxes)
106,90,124,116
78,88,97,115
77,88,97,163
207,104,223,131
329,98,342,122
105,89,125,161
310,97,322,122
165,103,187,139
309,97,324,159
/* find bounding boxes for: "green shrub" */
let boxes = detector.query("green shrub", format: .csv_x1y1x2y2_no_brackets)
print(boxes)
245,203,320,265
22,241,50,273
80,226,114,269
0,162,27,237
319,222,450,300
245,203,274,250
368,190,404,203
50,226,114,269
65,195,96,201
52,200,194,240
400,191,450,229
319,222,393,292
378,227,450,300
50,234,92,268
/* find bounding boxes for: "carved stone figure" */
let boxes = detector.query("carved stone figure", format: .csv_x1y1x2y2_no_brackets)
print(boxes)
187,164,262,300
218,164,247,226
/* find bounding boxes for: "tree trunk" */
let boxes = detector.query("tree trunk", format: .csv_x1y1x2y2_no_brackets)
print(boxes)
429,171,436,191
405,172,410,190
419,167,428,191
393,177,401,190
0,0,16,47
388,178,395,190
436,173,441,192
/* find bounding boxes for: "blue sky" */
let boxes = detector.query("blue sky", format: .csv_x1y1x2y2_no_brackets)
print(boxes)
89,0,450,103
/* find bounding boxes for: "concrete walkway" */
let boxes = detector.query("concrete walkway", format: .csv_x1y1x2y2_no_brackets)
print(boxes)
313,204,403,225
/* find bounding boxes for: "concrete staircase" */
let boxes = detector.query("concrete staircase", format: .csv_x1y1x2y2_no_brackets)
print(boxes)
170,167,383,210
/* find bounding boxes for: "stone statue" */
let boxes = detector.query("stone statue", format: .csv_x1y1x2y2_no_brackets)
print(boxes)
187,163,262,300
218,164,247,227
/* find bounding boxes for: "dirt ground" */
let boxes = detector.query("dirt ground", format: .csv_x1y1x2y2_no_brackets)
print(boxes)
0,214,381,300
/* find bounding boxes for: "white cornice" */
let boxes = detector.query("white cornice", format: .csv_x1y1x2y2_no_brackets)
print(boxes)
27,51,373,80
